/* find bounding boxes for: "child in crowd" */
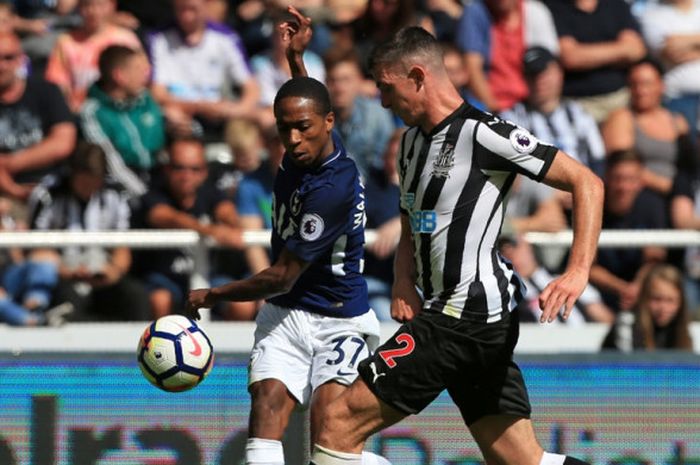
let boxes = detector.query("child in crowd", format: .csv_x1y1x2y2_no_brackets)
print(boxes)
602,263,694,351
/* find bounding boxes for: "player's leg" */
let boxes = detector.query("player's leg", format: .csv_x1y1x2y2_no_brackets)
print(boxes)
311,378,406,465
311,382,393,465
311,312,447,465
246,379,298,465
309,311,395,465
469,415,590,465
247,304,313,465
450,311,590,465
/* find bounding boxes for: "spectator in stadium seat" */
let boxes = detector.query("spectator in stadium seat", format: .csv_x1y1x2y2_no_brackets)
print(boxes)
499,235,614,324
543,0,646,124
229,120,282,274
456,0,559,113
589,150,668,313
81,45,165,199
442,42,485,111
669,159,700,319
27,141,150,322
11,0,82,76
324,48,397,180
363,130,401,321
0,32,76,200
602,263,693,351
602,58,695,197
0,194,74,326
500,46,606,176
639,0,700,145
148,0,259,143
132,137,255,320
45,0,142,112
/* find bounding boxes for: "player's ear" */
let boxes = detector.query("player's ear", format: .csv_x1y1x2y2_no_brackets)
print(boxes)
407,65,425,90
325,110,335,132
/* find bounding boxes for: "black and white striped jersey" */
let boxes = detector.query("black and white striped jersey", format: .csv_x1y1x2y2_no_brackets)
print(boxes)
398,103,558,323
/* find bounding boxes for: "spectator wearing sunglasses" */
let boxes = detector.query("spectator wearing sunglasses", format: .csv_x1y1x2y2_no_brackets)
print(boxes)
131,136,255,320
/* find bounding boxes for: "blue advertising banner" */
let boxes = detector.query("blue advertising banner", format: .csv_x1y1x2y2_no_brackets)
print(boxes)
1,353,698,465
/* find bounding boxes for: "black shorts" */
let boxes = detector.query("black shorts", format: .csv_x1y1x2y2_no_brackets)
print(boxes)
357,310,531,425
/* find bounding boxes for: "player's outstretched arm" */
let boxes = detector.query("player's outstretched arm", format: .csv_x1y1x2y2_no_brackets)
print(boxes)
279,5,312,78
538,150,604,323
185,248,309,319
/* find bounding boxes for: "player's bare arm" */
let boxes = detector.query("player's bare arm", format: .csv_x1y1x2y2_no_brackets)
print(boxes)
186,248,310,319
391,214,422,323
538,150,604,323
279,5,312,78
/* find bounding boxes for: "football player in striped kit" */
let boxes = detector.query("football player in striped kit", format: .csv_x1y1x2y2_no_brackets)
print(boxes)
309,24,605,465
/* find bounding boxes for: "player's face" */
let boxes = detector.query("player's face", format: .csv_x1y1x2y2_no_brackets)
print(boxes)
374,65,422,127
275,96,334,169
646,278,681,328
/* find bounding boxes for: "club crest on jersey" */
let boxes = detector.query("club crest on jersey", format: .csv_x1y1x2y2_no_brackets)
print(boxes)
509,128,537,154
431,143,455,178
300,213,324,241
290,189,302,216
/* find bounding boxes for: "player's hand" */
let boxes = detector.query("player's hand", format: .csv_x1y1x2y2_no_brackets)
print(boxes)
186,288,214,320
538,266,588,323
279,6,312,56
391,279,422,323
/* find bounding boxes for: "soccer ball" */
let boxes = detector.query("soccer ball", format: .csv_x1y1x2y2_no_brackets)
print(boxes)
137,315,214,392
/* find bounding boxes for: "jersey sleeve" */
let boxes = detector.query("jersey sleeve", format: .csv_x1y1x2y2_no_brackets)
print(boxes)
283,181,352,263
474,116,558,181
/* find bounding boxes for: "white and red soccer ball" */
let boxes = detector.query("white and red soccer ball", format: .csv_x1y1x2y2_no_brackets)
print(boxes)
137,315,214,392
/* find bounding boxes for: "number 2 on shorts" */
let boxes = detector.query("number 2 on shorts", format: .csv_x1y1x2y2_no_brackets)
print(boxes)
378,333,415,368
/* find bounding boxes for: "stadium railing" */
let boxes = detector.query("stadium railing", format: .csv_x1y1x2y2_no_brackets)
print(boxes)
0,228,699,353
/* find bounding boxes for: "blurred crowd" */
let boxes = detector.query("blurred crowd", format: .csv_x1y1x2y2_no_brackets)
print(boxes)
0,0,697,351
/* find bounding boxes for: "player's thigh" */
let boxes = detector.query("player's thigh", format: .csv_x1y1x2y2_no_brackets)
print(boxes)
356,312,454,416
250,304,314,405
469,415,543,465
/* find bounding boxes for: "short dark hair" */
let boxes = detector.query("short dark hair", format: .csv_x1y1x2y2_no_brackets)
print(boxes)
273,77,331,116
70,141,107,178
323,48,363,74
98,45,139,87
368,26,443,75
629,56,666,78
606,149,643,170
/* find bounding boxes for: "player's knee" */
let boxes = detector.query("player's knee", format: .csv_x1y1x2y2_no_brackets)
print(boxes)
249,381,295,433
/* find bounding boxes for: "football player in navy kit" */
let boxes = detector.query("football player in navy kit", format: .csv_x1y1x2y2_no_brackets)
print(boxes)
185,10,390,465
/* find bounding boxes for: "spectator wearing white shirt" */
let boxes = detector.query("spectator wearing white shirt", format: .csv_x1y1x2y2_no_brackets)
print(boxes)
148,0,259,142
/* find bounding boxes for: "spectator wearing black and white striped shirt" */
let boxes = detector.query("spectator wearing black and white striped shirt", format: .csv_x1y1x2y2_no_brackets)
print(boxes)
27,141,150,322
500,46,606,177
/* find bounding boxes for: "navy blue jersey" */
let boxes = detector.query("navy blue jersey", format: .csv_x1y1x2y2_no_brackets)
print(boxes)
268,134,369,317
